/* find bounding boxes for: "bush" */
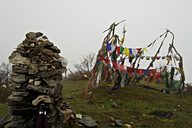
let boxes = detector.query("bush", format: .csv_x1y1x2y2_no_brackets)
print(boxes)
0,85,11,103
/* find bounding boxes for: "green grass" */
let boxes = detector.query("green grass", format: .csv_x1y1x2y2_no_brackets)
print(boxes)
1,80,192,128
62,80,192,128
0,103,8,118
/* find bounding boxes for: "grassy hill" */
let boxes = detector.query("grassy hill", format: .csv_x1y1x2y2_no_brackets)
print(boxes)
1,80,192,128
62,80,192,128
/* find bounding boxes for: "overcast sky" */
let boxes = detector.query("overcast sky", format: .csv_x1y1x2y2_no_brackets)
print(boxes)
0,0,191,82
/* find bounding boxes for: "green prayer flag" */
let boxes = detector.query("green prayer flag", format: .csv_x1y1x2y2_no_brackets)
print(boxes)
120,46,124,54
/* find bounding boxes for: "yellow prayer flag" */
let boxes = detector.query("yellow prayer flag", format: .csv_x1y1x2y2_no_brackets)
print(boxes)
143,47,148,52
124,47,130,56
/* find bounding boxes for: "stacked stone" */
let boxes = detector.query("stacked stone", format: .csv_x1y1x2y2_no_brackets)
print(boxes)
7,32,74,128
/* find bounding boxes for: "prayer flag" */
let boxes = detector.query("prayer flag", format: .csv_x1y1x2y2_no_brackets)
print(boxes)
116,46,120,54
120,46,124,54
124,47,130,56
129,48,133,55
106,43,111,51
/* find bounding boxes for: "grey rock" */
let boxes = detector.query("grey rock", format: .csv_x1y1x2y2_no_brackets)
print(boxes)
35,32,43,38
38,40,53,47
42,48,55,57
10,82,22,89
30,43,35,47
43,78,57,87
34,80,42,86
26,84,55,95
11,73,27,84
115,119,123,126
52,61,62,69
79,115,98,128
28,79,34,83
12,65,29,74
123,124,132,128
38,65,48,71
48,46,61,53
7,95,23,102
40,54,53,63
112,102,118,108
8,99,30,107
12,91,29,97
9,51,31,65
23,40,31,48
25,32,37,40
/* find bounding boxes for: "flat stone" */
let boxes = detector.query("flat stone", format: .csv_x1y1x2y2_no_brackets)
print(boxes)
38,65,48,71
30,43,35,47
23,40,31,48
10,82,22,89
16,46,28,57
25,32,36,40
26,84,55,95
48,46,60,53
39,54,53,63
11,73,27,84
52,61,62,69
12,65,29,74
38,40,53,47
35,32,43,38
12,91,29,97
42,49,55,56
79,115,98,128
7,95,23,102
8,99,30,107
43,78,57,87
76,114,83,119
34,80,42,86
28,79,34,83
9,51,31,65
115,119,123,126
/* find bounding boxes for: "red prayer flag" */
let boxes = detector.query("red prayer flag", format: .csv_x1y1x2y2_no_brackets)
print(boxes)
116,46,120,54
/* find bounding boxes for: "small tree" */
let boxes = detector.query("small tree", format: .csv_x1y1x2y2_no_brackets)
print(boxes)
0,62,11,85
73,53,95,79
0,62,11,103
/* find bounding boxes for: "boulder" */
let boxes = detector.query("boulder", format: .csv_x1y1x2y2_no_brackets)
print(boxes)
9,51,31,65
11,73,27,84
79,115,98,128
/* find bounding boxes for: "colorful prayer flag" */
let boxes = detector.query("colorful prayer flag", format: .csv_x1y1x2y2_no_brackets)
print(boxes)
124,47,130,56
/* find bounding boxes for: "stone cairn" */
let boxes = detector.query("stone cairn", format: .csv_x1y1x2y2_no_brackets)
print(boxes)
5,32,76,128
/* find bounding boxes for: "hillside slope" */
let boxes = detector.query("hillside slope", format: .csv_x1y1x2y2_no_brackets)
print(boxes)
0,80,192,128
62,80,192,128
